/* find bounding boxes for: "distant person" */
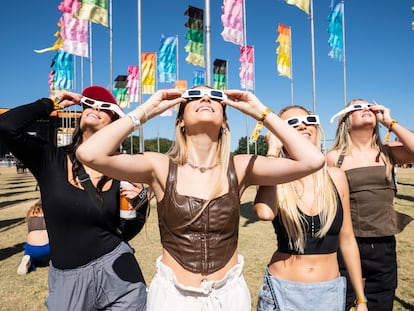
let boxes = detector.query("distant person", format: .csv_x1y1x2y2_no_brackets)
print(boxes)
327,99,414,310
17,200,50,275
76,86,325,310
254,106,367,311
0,86,147,311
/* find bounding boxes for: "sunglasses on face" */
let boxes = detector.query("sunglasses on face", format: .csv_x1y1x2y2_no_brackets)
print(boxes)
80,96,125,117
330,103,373,123
285,115,320,127
181,89,228,101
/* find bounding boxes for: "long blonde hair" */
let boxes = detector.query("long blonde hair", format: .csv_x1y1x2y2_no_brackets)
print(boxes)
276,106,338,253
167,86,232,226
330,99,394,181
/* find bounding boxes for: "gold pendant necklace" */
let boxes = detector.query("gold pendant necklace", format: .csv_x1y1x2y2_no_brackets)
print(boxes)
186,161,219,173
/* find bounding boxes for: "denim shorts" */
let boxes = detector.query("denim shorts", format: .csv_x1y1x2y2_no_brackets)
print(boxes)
147,255,251,311
257,269,346,311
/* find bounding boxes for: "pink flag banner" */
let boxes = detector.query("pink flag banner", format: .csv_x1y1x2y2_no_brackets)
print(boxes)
127,65,139,103
239,46,254,90
58,0,81,14
59,12,88,57
221,0,243,45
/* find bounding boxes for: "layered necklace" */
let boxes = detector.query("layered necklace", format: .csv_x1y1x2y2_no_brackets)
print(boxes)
186,160,219,173
292,181,316,237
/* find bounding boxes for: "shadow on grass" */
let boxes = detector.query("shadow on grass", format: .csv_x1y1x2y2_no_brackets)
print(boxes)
0,197,39,209
395,295,414,310
240,201,260,227
397,181,414,187
396,193,414,204
0,217,25,231
0,242,24,261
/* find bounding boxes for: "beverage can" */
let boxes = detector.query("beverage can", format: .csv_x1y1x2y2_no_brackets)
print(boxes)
120,181,137,219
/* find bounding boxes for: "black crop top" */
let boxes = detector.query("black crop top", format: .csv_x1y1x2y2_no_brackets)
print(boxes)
272,190,343,254
0,99,122,269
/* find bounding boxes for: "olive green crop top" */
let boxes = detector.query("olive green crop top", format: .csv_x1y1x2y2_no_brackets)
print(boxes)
157,158,240,274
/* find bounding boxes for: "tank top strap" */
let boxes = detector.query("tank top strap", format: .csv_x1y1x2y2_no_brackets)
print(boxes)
165,158,178,194
227,155,240,197
336,153,345,168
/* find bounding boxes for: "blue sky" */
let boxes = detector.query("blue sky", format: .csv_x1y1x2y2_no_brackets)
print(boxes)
1,0,413,151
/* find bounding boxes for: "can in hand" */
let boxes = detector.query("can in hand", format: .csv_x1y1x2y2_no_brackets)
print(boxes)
119,181,137,219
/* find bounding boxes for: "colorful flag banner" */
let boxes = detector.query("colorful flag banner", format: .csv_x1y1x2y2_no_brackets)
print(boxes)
184,6,205,67
141,53,156,94
49,50,74,91
174,80,187,90
58,0,81,14
114,75,130,108
34,30,64,53
193,70,205,86
276,24,292,78
73,0,108,27
221,0,243,45
127,65,139,103
239,46,254,90
59,12,89,57
285,0,309,14
213,59,227,90
327,1,343,61
157,35,177,83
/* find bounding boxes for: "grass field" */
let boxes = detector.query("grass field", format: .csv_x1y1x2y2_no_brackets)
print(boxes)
0,166,413,310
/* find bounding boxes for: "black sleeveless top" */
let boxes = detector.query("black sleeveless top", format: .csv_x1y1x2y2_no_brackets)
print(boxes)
272,190,343,254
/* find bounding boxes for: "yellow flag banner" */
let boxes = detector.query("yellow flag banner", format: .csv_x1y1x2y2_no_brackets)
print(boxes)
285,0,309,14
141,52,156,94
276,24,291,79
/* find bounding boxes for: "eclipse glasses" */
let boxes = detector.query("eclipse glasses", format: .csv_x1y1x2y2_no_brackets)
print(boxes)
286,115,320,127
80,96,125,117
181,89,228,101
330,103,373,123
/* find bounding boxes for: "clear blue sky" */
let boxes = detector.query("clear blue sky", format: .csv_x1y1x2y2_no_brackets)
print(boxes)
1,0,413,151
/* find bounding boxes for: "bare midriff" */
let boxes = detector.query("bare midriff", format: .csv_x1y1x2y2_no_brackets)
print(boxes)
161,249,239,287
268,251,339,283
27,230,49,246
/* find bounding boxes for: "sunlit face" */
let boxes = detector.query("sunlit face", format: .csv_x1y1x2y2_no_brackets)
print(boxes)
80,105,113,132
179,87,226,131
348,100,376,128
280,107,318,146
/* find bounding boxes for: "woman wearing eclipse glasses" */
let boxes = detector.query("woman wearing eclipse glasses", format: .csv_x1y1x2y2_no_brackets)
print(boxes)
254,105,367,311
327,99,414,310
0,86,148,311
76,86,325,310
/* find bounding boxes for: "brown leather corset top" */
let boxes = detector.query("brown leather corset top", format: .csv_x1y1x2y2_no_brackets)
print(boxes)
345,166,412,237
157,157,240,274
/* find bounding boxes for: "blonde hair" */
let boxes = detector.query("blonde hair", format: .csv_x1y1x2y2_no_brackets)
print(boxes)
330,99,394,181
276,106,337,253
167,86,231,227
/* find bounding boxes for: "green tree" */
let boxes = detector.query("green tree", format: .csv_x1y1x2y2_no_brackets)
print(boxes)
233,135,267,155
121,136,174,154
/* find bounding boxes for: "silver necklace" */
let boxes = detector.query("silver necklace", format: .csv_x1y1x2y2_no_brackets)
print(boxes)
292,182,315,237
186,161,219,173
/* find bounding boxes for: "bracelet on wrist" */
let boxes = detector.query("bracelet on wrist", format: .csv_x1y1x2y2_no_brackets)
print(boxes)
128,112,141,130
384,119,398,142
52,97,63,111
250,108,273,143
266,154,277,158
354,295,368,304
137,106,148,123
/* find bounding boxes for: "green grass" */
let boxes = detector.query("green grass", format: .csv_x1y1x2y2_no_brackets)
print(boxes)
0,167,413,310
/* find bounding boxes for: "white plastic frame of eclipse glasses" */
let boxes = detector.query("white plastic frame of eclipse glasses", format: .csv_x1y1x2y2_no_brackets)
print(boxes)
330,103,373,123
80,96,125,117
285,115,320,127
181,89,228,101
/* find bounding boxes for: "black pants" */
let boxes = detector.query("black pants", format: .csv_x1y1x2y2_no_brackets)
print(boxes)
338,236,397,311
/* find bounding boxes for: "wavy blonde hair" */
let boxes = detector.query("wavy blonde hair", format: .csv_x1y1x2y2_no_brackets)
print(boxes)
167,86,231,227
330,99,394,181
276,105,337,253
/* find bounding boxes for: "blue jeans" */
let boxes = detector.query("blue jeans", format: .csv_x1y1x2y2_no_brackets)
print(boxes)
257,269,346,311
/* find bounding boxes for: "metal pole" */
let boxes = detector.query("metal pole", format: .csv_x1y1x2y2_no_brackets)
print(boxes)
289,26,294,106
309,0,317,113
341,0,347,107
205,0,211,86
109,0,113,91
138,0,144,153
